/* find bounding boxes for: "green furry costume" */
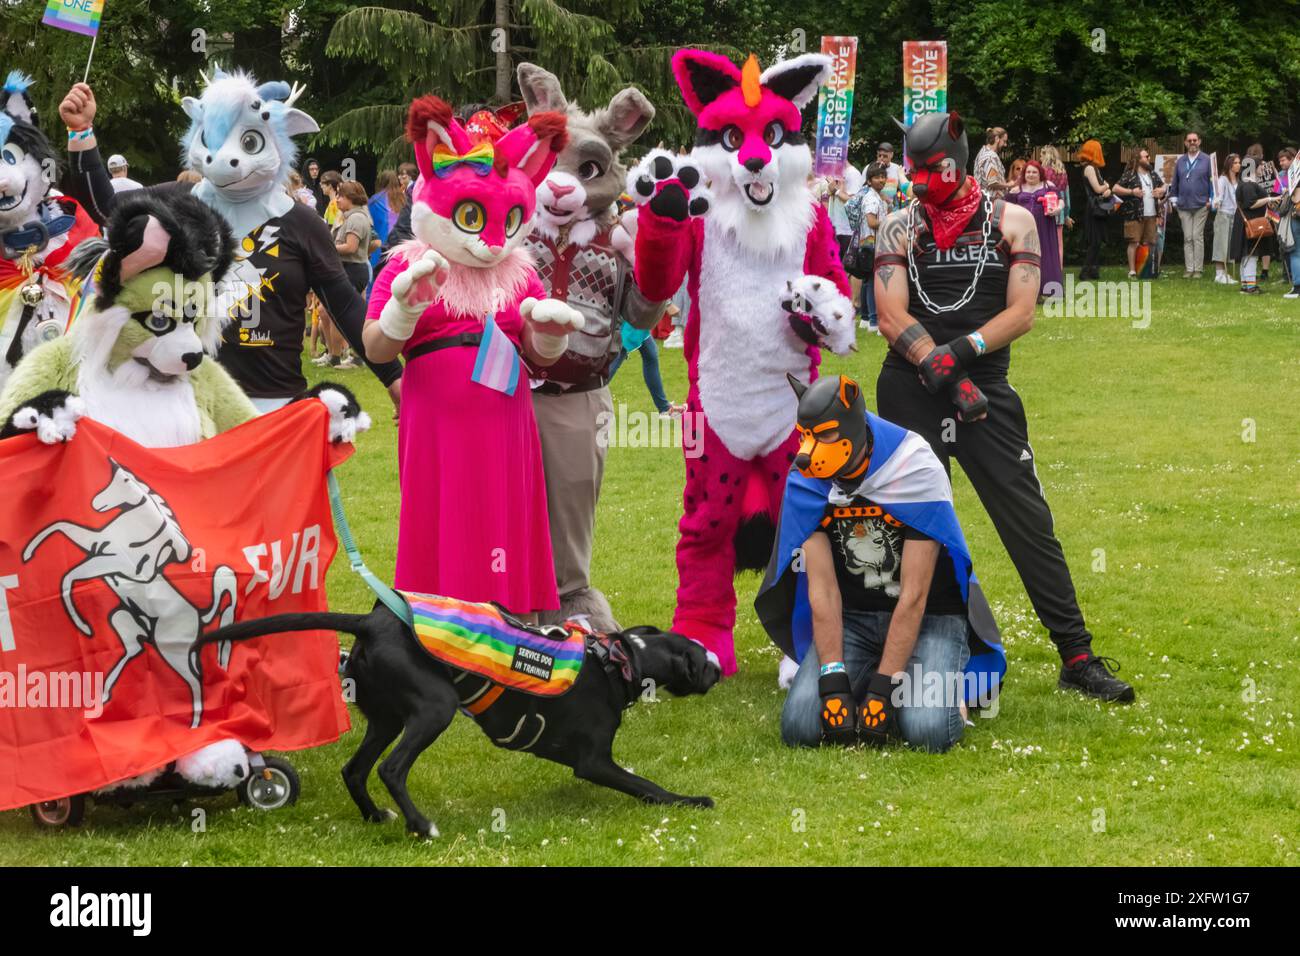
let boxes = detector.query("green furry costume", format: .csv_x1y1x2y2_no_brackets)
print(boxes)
0,193,256,443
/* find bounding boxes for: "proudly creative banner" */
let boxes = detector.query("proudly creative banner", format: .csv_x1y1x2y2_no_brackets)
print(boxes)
814,35,858,177
42,0,105,37
903,40,947,128
0,402,352,810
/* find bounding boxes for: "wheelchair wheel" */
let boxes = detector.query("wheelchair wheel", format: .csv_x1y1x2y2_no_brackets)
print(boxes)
30,794,87,828
238,756,300,811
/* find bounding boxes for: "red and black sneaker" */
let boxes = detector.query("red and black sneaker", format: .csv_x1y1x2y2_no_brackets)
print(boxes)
1059,654,1135,703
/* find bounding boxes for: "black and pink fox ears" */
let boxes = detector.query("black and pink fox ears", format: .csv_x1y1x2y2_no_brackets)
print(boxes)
672,50,742,115
759,54,831,111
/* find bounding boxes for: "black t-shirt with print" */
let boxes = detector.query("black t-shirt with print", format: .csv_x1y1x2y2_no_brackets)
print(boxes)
815,495,966,615
215,202,348,399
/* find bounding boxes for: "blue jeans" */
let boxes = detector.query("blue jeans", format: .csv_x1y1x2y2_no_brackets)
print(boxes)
1289,219,1300,285
608,341,670,413
781,609,970,753
859,248,877,324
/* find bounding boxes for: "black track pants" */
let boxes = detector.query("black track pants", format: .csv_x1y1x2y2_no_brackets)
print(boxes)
876,363,1093,659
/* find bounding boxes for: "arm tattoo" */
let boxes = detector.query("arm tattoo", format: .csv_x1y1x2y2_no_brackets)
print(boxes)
878,263,895,289
1017,263,1040,284
1021,227,1040,254
876,213,908,255
892,322,935,365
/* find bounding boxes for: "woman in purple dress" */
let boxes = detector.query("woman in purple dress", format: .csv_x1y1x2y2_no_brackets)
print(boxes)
1007,160,1063,299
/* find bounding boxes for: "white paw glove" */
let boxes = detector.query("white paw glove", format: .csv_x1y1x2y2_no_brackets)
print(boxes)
7,393,86,444
520,297,585,360
379,249,448,342
780,275,858,356
626,149,713,223
314,386,373,444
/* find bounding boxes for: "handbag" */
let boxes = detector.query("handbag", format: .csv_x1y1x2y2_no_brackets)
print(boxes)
1240,206,1274,239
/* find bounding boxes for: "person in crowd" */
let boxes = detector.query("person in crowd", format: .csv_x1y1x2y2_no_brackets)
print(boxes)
1245,143,1278,280
397,161,419,198
1274,148,1296,286
332,180,376,294
368,170,407,266
1005,157,1025,192
1233,160,1274,295
1077,139,1113,280
1168,131,1213,278
303,157,327,217
821,163,865,261
609,305,683,419
105,153,143,192
1283,172,1300,298
1038,145,1071,272
846,162,888,331
287,169,316,208
1007,160,1063,298
875,141,909,211
974,126,1008,193
1115,147,1166,278
1212,153,1240,284
319,169,343,225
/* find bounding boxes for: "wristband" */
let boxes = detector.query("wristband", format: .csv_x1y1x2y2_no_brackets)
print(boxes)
819,661,847,677
968,331,987,356
67,126,94,142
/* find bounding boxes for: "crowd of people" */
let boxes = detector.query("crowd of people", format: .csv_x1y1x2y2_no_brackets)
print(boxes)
821,127,1300,305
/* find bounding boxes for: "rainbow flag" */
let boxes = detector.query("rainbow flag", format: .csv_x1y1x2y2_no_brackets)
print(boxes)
903,40,947,128
42,0,105,37
400,592,586,697
814,36,857,178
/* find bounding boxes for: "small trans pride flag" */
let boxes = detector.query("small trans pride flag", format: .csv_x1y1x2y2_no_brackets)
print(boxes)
470,313,520,396
42,0,105,37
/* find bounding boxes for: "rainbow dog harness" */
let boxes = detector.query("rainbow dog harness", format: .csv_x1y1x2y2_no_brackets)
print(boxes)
399,591,585,697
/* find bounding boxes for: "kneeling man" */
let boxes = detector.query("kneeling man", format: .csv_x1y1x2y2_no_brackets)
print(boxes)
756,373,1005,751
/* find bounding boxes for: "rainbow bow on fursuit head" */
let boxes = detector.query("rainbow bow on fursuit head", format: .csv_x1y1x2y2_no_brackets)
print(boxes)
431,141,495,179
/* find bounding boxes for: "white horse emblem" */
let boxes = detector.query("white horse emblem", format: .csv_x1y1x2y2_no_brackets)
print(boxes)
23,460,237,727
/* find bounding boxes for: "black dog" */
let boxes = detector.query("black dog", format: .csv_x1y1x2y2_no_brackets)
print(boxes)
193,603,720,837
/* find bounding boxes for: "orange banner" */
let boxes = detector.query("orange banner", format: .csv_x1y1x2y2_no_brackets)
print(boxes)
0,402,352,809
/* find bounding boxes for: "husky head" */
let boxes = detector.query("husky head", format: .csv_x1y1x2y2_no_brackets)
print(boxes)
69,193,234,384
517,63,654,245
672,50,829,253
406,94,567,268
0,72,57,235
180,66,317,201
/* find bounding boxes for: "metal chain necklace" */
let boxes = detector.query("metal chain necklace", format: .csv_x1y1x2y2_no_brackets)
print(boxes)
906,191,994,314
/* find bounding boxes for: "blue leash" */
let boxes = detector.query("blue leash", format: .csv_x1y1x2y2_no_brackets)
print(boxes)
326,469,413,626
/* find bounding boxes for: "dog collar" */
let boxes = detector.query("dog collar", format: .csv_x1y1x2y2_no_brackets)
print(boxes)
2,202,77,258
585,631,641,710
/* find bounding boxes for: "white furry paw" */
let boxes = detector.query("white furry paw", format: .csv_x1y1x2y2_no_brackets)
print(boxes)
781,275,858,356
520,296,584,333
7,393,86,444
175,739,249,789
777,655,800,690
391,249,447,311
627,149,712,223
313,384,372,444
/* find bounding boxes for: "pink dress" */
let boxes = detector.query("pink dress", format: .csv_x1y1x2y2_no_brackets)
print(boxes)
367,258,559,613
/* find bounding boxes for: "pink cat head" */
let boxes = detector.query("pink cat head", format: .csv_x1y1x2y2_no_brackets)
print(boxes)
672,50,829,216
406,95,568,268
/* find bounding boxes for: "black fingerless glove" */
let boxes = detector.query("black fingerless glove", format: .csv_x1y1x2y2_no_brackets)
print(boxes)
818,671,858,746
858,671,898,747
917,336,980,394
949,376,988,421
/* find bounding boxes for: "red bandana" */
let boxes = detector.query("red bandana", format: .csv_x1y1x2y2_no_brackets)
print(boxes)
921,177,983,251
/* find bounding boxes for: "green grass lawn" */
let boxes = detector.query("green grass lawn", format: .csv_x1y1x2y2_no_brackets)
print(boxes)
3,267,1297,865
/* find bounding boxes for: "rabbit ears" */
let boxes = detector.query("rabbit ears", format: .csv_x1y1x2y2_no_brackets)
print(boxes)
406,95,568,187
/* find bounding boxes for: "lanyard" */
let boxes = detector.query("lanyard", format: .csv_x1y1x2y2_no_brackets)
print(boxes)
326,469,413,626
